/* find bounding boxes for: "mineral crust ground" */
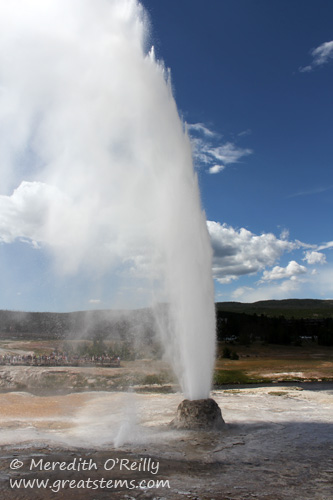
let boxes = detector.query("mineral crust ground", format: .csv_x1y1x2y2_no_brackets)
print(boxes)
0,385,332,499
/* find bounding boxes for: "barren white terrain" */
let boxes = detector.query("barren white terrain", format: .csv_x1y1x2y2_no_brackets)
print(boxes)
0,386,332,499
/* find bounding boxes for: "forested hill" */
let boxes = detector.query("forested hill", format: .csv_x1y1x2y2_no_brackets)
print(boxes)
1,299,333,342
216,299,333,346
0,308,156,341
216,299,333,319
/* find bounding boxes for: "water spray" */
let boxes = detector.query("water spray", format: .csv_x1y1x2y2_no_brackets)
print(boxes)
0,0,223,423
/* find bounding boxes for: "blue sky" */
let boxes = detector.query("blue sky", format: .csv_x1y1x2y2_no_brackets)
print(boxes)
0,0,333,311
141,0,333,303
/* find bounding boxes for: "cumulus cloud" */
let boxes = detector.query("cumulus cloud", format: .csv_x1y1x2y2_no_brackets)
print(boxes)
209,221,333,300
299,40,333,72
260,260,307,282
303,250,327,265
236,264,333,303
211,226,333,301
0,181,69,246
188,123,252,174
207,221,297,284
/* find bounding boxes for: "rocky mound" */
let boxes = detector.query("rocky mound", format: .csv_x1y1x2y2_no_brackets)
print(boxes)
171,398,224,429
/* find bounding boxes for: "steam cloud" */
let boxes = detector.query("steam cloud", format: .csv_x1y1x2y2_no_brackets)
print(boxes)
0,0,216,399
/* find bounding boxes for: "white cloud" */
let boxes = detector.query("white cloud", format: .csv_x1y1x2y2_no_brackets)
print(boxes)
295,239,316,250
230,261,333,303
260,260,307,282
299,40,333,72
311,40,333,65
303,250,327,265
207,221,297,283
280,228,290,240
208,164,225,174
195,140,252,167
311,266,333,297
318,241,333,251
188,123,252,174
231,278,303,302
89,299,101,304
187,123,217,137
0,181,69,246
212,226,333,302
0,179,159,277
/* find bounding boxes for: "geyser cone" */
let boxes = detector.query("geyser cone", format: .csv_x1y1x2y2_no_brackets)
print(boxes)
171,398,224,430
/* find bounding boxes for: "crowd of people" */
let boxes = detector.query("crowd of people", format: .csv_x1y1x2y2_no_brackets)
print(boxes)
0,352,121,367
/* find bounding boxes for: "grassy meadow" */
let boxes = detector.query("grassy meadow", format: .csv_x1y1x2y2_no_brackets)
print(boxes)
215,341,333,384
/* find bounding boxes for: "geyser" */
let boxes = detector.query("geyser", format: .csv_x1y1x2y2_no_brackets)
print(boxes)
0,0,216,400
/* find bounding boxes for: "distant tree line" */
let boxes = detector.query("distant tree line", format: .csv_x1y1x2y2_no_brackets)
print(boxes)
0,309,157,343
216,310,333,346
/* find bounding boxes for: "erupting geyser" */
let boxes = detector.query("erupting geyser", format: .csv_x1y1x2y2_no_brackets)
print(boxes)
0,0,222,417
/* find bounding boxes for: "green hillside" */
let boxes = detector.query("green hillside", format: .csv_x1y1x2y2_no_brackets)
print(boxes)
216,299,333,319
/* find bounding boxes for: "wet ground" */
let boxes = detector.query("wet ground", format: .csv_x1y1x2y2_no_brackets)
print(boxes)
0,386,332,499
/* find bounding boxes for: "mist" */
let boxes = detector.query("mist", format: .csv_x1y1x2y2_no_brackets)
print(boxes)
0,0,215,399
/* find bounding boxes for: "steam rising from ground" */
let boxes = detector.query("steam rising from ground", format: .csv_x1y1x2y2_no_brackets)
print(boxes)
0,0,215,399
0,392,182,449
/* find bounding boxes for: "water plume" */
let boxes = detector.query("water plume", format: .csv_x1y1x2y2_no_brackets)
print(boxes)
0,0,215,399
